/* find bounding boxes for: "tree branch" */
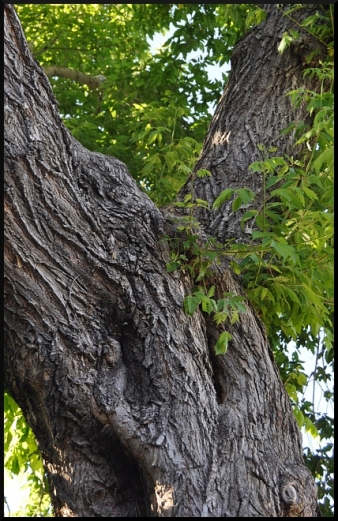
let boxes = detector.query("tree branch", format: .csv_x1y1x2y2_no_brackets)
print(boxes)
43,66,106,89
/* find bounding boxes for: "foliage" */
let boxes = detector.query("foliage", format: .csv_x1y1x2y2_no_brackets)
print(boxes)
6,3,333,516
165,183,248,354
243,10,334,510
4,393,53,517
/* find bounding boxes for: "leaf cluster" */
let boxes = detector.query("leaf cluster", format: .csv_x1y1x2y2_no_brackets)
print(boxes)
4,393,53,517
165,192,247,355
184,286,247,355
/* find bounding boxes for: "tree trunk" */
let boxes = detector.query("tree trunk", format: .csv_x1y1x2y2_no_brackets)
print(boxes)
4,4,321,517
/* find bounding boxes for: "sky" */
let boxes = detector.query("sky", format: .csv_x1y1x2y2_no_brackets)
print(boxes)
148,23,231,117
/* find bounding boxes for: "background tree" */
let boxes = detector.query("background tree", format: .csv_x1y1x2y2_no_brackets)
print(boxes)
5,3,333,517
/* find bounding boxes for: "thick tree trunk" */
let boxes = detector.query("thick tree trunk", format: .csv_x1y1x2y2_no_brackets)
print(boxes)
5,4,321,517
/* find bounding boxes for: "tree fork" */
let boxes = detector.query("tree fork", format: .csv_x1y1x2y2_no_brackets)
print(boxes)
5,4,321,517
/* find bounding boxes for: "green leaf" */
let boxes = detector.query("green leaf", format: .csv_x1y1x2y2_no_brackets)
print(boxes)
214,331,232,355
212,188,234,210
213,310,229,325
252,231,273,240
30,453,43,473
293,406,305,428
271,187,304,208
216,299,226,312
241,209,258,224
302,186,318,201
196,198,209,209
266,175,280,189
271,240,297,263
230,310,239,325
283,286,300,305
297,373,307,386
237,188,255,204
196,168,211,178
302,284,325,311
285,383,298,401
10,456,21,475
232,195,243,212
207,285,215,298
184,295,199,315
166,261,180,273
304,417,319,438
202,297,214,315
261,287,268,301
245,6,266,28
229,296,247,314
312,147,333,173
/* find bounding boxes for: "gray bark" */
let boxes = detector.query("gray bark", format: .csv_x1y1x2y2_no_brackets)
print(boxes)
42,66,106,89
5,4,321,517
178,4,324,245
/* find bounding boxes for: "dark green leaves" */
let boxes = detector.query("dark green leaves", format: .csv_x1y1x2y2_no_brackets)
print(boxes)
212,187,255,211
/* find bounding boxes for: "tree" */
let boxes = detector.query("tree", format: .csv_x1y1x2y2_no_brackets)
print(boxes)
4,4,333,517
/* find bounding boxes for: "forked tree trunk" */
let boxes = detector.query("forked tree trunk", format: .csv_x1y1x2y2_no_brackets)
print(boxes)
5,4,322,517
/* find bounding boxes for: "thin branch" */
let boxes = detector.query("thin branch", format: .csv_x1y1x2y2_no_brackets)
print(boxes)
43,66,106,89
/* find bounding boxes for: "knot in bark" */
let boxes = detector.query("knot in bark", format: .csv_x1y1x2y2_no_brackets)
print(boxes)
281,483,298,505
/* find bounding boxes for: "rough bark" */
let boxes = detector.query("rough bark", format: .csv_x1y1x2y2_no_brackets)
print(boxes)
178,4,325,244
4,4,321,517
